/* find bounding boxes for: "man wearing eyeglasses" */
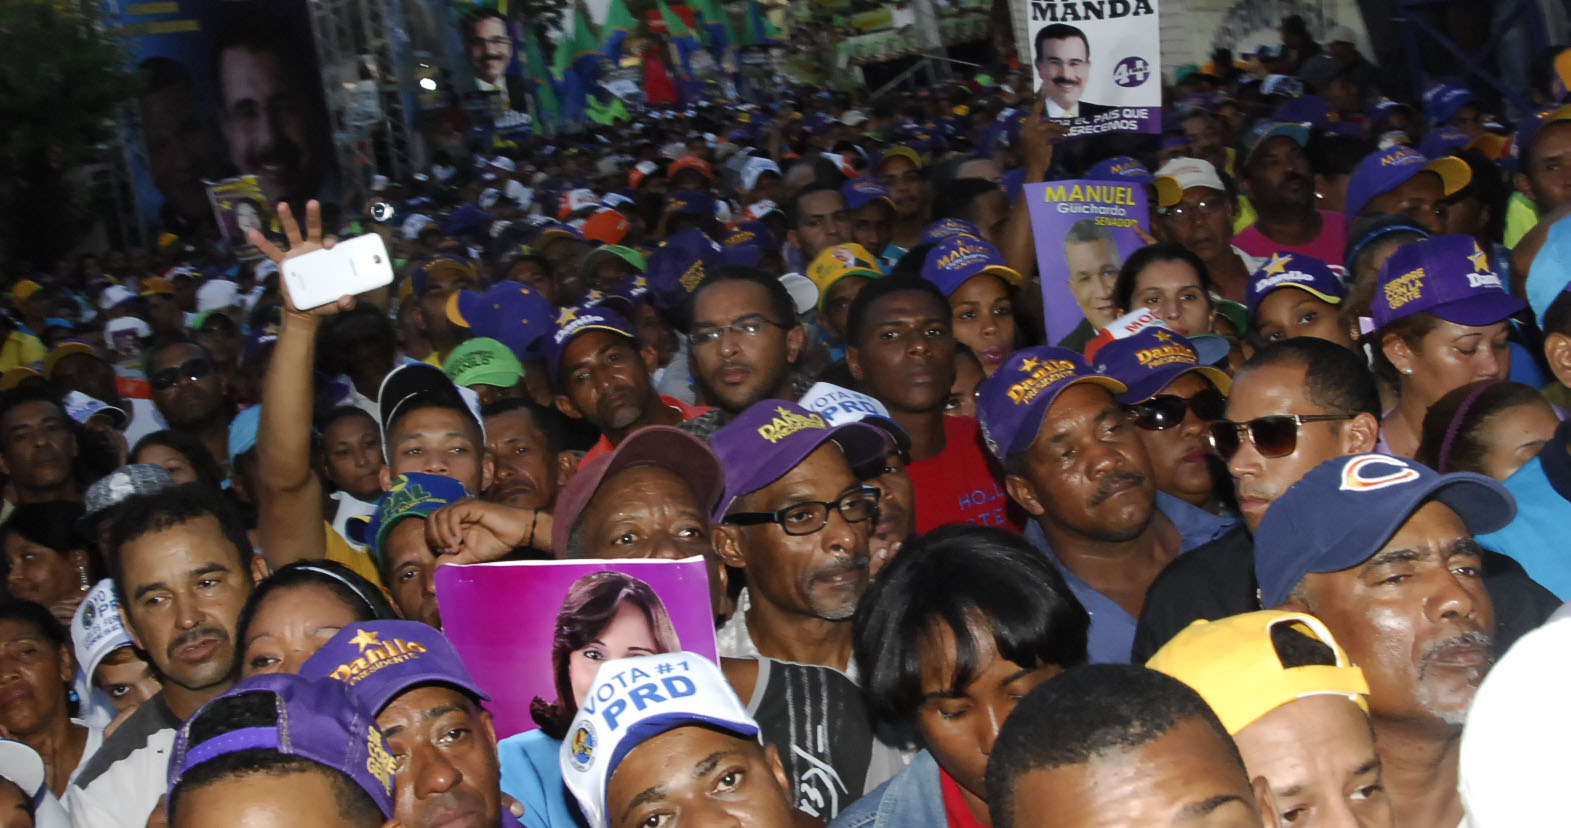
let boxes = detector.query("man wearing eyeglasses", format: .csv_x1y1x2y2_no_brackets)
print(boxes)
1151,157,1261,304
1131,337,1557,663
146,336,233,475
464,9,523,112
711,399,887,676
681,269,812,441
976,346,1235,664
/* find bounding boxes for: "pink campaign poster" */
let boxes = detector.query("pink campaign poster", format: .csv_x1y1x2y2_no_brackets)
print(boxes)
434,557,718,739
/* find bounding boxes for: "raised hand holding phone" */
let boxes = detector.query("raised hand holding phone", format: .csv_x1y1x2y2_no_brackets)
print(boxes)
248,199,358,318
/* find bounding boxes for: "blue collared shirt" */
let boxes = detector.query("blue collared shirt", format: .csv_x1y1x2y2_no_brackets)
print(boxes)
1026,492,1237,664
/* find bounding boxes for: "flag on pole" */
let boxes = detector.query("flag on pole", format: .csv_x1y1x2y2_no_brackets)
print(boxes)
601,0,637,63
744,0,785,46
692,0,737,51
520,24,561,126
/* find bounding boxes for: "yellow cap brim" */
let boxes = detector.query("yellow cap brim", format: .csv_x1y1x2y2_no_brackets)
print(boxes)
444,292,469,328
978,265,1025,287
1153,176,1183,208
1425,155,1472,197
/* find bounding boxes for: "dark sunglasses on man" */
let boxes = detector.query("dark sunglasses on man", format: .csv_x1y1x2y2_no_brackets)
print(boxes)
1124,388,1227,431
150,357,214,391
1208,413,1356,460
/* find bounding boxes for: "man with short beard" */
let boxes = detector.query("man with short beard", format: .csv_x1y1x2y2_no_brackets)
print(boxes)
976,347,1235,664
67,486,257,827
1233,121,1350,268
680,268,811,441
712,400,887,675
1256,453,1509,828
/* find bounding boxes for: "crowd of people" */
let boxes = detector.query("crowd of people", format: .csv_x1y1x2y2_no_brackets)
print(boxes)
6,14,1571,828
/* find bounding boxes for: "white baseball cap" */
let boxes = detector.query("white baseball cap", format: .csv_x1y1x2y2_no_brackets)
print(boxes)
1152,157,1227,208
778,272,818,316
62,391,127,430
559,653,759,828
401,214,436,241
98,285,135,312
71,579,136,684
740,156,782,194
195,279,241,312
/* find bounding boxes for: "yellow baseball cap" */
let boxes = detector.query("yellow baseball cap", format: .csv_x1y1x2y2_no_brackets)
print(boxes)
11,280,42,303
1146,610,1370,735
139,277,176,297
807,244,882,312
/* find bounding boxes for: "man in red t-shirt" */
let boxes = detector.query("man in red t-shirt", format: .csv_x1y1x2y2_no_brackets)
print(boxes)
845,275,1019,533
547,306,708,461
1232,121,1349,271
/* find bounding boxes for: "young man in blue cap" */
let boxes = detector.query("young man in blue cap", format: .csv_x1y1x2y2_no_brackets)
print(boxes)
1342,145,1470,235
1254,452,1513,828
303,620,523,828
710,399,886,675
975,346,1233,664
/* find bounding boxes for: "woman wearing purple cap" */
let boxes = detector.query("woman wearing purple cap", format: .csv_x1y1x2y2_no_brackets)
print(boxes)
1368,235,1527,457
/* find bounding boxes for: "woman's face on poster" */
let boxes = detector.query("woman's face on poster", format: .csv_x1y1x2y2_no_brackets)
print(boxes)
568,601,663,705
235,202,262,235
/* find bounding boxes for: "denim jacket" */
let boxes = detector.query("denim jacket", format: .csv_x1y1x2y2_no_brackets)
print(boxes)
829,750,946,828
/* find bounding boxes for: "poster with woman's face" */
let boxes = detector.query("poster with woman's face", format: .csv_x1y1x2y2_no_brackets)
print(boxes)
435,557,719,739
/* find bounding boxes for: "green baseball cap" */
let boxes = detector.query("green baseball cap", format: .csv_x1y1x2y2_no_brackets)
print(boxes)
444,337,525,389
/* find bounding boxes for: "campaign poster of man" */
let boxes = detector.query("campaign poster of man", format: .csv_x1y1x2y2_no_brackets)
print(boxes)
1023,0,1162,137
111,0,339,237
453,2,530,115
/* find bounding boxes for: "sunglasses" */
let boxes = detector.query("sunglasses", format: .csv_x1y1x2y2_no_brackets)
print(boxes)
150,357,214,391
1208,414,1356,460
1125,388,1228,431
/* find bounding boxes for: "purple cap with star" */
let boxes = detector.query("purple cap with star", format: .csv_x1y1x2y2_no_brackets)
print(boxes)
1245,252,1348,317
1089,328,1232,404
975,346,1127,461
1371,235,1527,328
300,620,489,715
710,399,888,518
446,282,555,359
544,305,640,385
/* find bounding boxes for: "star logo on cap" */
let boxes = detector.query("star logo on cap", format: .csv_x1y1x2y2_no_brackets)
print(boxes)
349,629,381,652
1154,330,1173,342
1262,252,1292,276
557,307,581,325
1020,356,1040,373
1468,246,1488,273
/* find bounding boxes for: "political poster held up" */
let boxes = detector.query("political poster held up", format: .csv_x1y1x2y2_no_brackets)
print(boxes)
1022,0,1160,137
1024,178,1152,344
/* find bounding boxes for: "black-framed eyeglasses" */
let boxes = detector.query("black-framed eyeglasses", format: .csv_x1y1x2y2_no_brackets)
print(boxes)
150,358,214,391
724,485,880,536
690,316,789,347
1126,388,1227,431
1208,414,1356,460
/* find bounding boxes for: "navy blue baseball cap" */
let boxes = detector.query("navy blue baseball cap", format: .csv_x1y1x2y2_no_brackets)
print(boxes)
1246,252,1348,317
919,236,1023,296
1089,328,1231,404
644,228,721,313
1426,84,1477,125
1254,453,1515,607
975,346,1127,461
1344,145,1471,219
1371,234,1526,328
842,179,895,212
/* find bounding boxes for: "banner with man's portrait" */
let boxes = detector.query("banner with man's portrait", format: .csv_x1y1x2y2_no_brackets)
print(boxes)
1020,0,1161,137
105,0,340,238
1024,178,1152,344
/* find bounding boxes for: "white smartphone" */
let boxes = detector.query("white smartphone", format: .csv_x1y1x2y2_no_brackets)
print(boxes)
281,232,394,310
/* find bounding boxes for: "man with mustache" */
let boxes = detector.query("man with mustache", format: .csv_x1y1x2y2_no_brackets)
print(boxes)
681,268,812,440
214,10,330,212
464,9,524,113
1131,338,1556,663
712,399,887,675
1232,122,1351,269
66,485,257,827
1034,24,1114,120
1255,453,1511,828
975,347,1236,664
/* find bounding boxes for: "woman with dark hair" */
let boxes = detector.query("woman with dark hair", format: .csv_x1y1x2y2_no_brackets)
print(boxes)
236,560,399,678
498,570,681,828
131,430,226,490
1416,380,1559,479
2,502,94,624
0,600,103,800
1114,242,1218,337
831,525,1088,828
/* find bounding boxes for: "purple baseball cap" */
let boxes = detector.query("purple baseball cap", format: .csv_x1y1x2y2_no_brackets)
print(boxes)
545,305,639,385
1089,328,1232,404
1419,126,1473,159
644,228,722,313
169,673,395,818
1254,453,1514,607
1426,84,1477,126
663,190,712,217
920,217,983,245
445,282,555,359
1344,145,1471,219
1371,235,1527,328
1084,156,1153,185
842,179,895,212
1245,252,1348,317
710,399,888,517
919,236,1023,296
975,346,1127,461
722,221,778,252
301,620,488,715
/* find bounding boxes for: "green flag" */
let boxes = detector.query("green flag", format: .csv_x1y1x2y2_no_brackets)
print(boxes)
521,25,560,125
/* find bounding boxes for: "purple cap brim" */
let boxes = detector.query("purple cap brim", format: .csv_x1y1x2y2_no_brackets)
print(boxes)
1003,376,1126,461
1115,364,1232,405
716,415,888,518
1427,293,1528,327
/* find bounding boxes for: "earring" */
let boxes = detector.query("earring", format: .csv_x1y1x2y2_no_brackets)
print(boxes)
79,567,90,592
1404,368,1413,375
